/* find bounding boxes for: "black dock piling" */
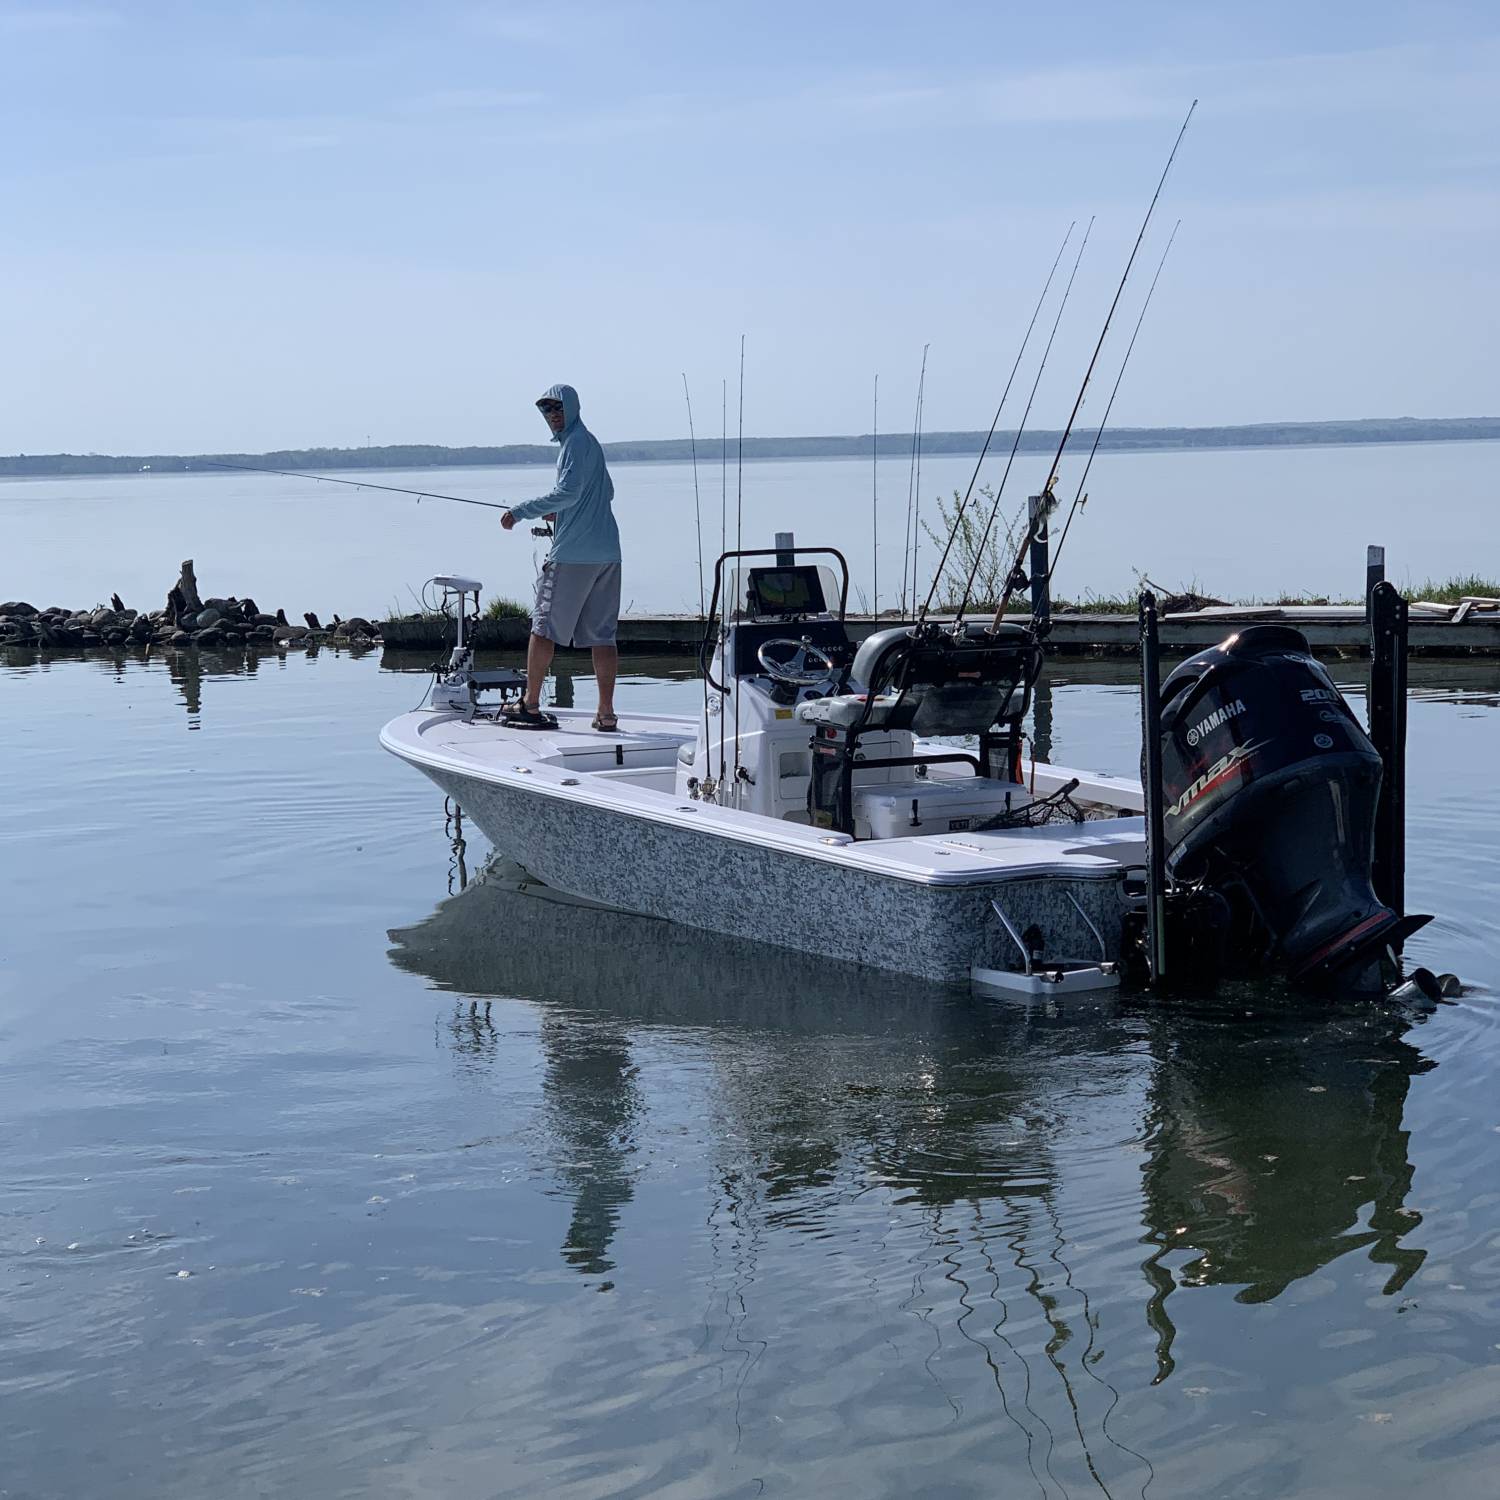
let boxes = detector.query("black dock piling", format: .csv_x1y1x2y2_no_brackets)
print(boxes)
1028,494,1051,627
1365,544,1386,625
1139,590,1169,985
1368,579,1409,918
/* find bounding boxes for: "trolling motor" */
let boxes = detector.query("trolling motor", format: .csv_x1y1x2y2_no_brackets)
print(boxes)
1131,589,1432,995
427,575,484,711
425,575,541,723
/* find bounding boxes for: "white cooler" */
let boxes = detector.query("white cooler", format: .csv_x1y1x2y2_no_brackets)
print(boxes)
852,776,1032,840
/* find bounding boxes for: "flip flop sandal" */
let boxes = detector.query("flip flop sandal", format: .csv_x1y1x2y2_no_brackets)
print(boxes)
501,702,558,730
591,714,620,733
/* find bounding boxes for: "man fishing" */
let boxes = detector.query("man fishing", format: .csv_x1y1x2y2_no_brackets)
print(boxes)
501,383,621,732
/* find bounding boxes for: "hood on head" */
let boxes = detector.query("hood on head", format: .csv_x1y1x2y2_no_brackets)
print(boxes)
537,383,580,439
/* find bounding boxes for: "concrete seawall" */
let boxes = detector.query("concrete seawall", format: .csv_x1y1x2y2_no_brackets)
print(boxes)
380,608,1500,658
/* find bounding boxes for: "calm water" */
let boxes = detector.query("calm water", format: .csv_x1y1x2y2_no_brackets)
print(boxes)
2,439,1496,618
3,643,1500,1498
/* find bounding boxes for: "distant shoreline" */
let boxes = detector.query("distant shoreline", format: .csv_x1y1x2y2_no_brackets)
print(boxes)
3,416,1497,479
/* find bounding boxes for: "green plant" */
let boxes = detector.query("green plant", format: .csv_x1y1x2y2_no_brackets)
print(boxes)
917,486,1031,611
483,595,530,620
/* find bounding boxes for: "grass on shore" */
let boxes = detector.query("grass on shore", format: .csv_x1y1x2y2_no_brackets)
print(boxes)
1399,574,1500,605
383,592,529,623
929,574,1500,616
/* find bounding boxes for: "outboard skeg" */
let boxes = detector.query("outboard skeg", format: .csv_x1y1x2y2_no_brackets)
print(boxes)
1157,625,1429,992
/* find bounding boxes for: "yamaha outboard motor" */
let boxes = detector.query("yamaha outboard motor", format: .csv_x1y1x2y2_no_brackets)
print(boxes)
1158,625,1428,991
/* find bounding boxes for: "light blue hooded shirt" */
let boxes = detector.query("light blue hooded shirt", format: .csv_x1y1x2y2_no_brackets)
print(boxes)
507,384,621,564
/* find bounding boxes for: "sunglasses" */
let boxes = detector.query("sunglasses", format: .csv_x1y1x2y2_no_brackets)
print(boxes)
538,402,564,414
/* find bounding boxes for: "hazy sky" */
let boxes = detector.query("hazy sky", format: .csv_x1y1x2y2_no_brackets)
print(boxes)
2,1,1497,453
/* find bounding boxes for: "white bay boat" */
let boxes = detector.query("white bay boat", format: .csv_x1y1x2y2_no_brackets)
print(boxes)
382,544,1425,997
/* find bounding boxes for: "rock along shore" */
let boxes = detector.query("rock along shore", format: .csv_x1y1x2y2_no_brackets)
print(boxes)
0,559,382,652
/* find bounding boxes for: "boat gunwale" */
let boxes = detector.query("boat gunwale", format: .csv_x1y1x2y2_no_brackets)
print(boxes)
380,709,1144,889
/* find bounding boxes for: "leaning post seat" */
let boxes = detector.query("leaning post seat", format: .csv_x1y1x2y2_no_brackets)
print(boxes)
801,622,1044,834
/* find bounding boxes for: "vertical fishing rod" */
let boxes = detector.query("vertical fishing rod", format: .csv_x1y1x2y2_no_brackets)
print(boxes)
684,373,712,769
683,374,706,617
718,376,729,801
732,335,747,804
952,218,1093,626
1046,220,1181,591
992,100,1196,628
917,222,1076,622
871,374,879,618
735,335,746,557
906,366,918,612
899,346,930,615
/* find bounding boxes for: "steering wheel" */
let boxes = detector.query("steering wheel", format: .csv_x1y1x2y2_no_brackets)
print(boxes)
756,636,838,687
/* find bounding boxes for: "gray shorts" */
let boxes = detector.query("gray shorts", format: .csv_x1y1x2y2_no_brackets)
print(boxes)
532,561,621,647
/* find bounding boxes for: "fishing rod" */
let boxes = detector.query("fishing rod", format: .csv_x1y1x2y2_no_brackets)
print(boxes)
899,345,929,615
1046,220,1181,593
871,373,879,618
952,218,1093,626
717,376,728,804
918,221,1077,623
992,99,1196,628
682,374,706,617
732,334,747,803
193,458,509,511
684,372,712,786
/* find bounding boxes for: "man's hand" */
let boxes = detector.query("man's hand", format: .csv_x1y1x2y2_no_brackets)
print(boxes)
500,511,517,531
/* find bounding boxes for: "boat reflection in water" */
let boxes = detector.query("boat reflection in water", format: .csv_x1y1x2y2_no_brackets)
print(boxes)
387,849,1433,1399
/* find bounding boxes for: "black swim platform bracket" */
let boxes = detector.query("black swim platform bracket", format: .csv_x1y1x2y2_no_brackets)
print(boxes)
1138,590,1169,986
1368,581,1408,921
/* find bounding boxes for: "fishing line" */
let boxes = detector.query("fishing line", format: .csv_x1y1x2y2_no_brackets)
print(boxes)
953,218,1093,625
993,99,1196,626
918,221,1076,622
1047,220,1181,591
193,459,508,510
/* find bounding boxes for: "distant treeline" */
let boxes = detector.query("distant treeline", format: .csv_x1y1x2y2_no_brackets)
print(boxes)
4,415,1498,478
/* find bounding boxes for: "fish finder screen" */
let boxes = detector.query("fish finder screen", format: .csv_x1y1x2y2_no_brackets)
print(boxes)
747,566,826,616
